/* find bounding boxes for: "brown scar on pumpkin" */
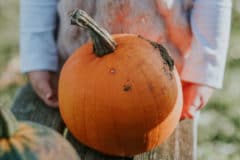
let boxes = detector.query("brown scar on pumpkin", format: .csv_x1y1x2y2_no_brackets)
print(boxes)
123,84,132,92
138,35,174,71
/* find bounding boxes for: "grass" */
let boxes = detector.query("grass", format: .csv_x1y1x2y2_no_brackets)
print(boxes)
0,0,19,70
0,0,21,106
0,1,240,159
197,9,240,158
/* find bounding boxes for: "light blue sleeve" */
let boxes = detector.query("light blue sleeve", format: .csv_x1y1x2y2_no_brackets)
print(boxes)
181,0,232,88
20,0,58,73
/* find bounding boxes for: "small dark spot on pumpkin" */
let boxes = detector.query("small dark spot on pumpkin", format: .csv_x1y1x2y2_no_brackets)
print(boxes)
123,84,132,92
147,83,154,92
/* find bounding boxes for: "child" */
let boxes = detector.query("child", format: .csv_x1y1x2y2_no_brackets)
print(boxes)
20,0,232,159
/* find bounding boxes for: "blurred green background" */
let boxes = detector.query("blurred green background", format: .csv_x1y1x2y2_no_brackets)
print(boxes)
0,1,239,159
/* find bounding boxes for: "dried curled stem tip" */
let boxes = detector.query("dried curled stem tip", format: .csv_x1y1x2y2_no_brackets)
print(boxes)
69,9,87,28
69,9,117,57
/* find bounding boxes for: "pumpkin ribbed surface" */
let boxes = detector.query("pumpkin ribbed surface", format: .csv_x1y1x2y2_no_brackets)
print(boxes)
59,33,182,156
0,121,79,160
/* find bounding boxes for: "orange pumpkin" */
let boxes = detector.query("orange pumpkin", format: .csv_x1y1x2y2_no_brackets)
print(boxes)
59,9,183,156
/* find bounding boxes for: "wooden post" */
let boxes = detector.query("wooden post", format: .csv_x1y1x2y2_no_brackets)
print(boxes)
134,119,196,160
11,84,196,160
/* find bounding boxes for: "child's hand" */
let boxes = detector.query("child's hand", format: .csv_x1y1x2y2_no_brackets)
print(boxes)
180,81,214,120
28,71,59,108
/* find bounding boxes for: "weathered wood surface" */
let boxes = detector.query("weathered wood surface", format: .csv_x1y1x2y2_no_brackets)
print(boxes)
11,84,196,160
134,118,196,160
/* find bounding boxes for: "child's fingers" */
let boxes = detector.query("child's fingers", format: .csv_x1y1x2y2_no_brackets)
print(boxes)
28,71,59,108
180,111,194,120
35,80,58,108
180,83,214,120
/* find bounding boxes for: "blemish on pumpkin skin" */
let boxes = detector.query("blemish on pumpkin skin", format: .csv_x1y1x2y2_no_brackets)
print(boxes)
123,83,132,92
138,35,174,71
138,35,174,80
109,68,116,74
163,66,173,80
153,43,174,72
147,83,154,92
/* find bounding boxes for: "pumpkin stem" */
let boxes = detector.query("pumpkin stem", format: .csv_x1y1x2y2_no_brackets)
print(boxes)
70,9,117,57
0,107,18,138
